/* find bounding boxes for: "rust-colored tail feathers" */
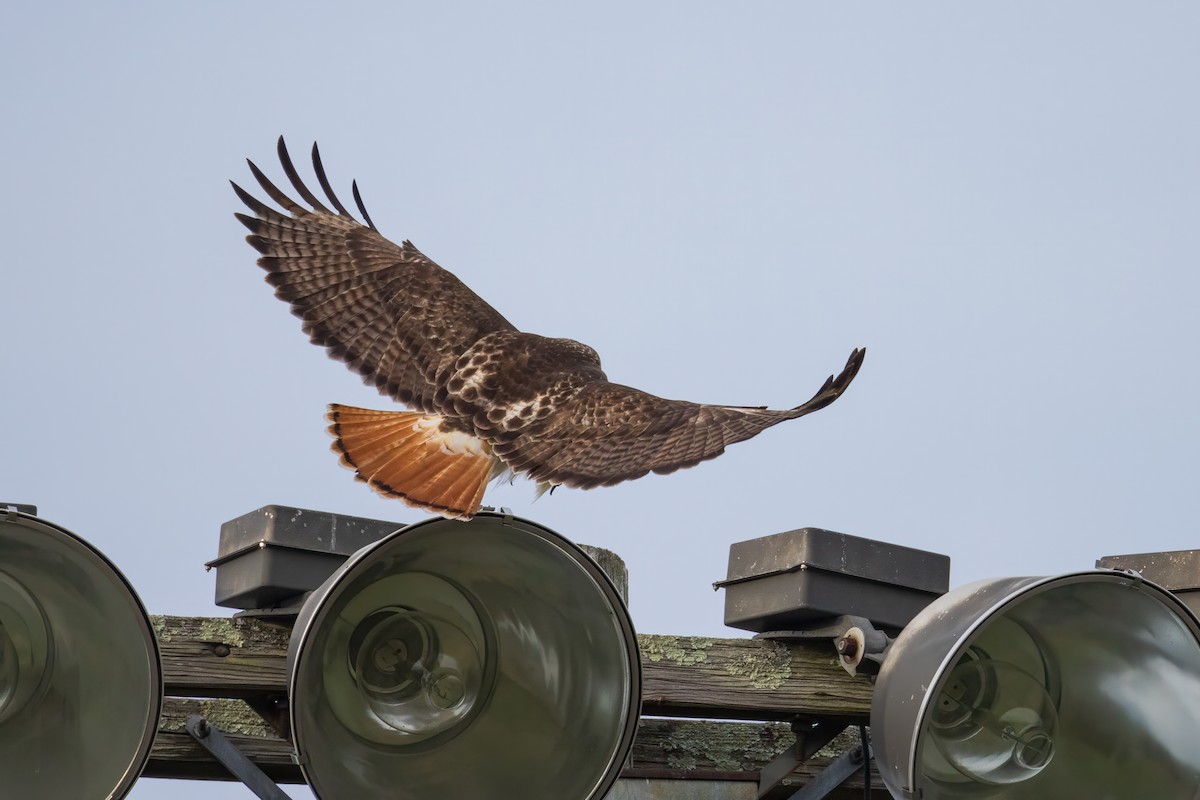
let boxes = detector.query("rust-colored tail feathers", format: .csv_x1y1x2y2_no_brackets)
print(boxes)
326,404,500,520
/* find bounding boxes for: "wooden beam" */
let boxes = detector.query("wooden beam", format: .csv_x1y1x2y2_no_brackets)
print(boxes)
148,616,878,792
152,617,873,720
149,698,295,783
148,699,887,796
154,616,290,699
638,634,872,720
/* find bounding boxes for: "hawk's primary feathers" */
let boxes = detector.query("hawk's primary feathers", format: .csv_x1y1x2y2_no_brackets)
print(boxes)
234,138,865,519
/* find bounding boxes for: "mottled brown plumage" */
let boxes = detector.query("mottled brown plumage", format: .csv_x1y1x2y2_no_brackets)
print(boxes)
234,137,865,518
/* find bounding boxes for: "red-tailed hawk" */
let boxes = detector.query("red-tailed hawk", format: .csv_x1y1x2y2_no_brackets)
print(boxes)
234,138,864,519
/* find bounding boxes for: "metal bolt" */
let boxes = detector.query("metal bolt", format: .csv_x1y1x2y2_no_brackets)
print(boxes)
836,636,859,660
213,643,231,658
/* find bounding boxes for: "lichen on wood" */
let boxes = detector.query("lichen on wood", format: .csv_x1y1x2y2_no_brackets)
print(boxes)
148,614,879,790
721,638,792,690
651,719,794,772
153,615,292,648
640,634,715,666
159,698,274,738
152,616,872,717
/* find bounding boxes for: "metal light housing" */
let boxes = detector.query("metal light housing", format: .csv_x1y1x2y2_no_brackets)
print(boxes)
718,527,949,636
0,507,162,798
287,511,641,800
1097,548,1200,620
872,569,1200,799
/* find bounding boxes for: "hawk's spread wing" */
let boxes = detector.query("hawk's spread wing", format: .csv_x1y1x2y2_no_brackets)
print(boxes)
236,138,865,519
495,347,865,489
232,137,515,411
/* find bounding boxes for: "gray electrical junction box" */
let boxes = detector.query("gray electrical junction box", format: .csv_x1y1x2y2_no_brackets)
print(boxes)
716,527,950,635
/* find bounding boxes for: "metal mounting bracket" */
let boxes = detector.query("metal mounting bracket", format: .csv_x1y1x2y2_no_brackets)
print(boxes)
759,719,848,798
756,615,894,676
786,740,873,800
185,715,292,800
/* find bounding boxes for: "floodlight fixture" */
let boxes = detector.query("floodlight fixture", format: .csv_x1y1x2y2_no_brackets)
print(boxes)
0,504,162,798
721,526,1200,800
1097,547,1200,618
872,568,1200,798
284,510,641,800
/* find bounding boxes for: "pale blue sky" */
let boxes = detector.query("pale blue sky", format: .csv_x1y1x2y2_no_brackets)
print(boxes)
3,3,1198,798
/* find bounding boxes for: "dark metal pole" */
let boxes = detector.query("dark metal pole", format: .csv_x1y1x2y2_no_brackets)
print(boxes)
785,743,873,800
184,715,294,800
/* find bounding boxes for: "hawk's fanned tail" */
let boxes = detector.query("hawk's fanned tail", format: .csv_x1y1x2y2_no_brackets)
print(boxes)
326,404,499,520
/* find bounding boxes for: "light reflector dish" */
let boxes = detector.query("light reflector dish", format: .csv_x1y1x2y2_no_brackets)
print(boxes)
873,570,1200,799
288,511,641,800
0,510,162,798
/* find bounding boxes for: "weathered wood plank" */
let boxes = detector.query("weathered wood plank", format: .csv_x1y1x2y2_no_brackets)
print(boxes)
149,698,296,783
152,701,804,783
152,617,873,720
638,634,872,720
628,722,886,798
153,616,290,699
148,699,887,796
147,617,880,792
632,718,795,775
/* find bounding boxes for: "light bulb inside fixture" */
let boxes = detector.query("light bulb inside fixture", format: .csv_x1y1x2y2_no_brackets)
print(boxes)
928,656,1057,785
320,570,495,747
349,606,483,736
876,572,1200,800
